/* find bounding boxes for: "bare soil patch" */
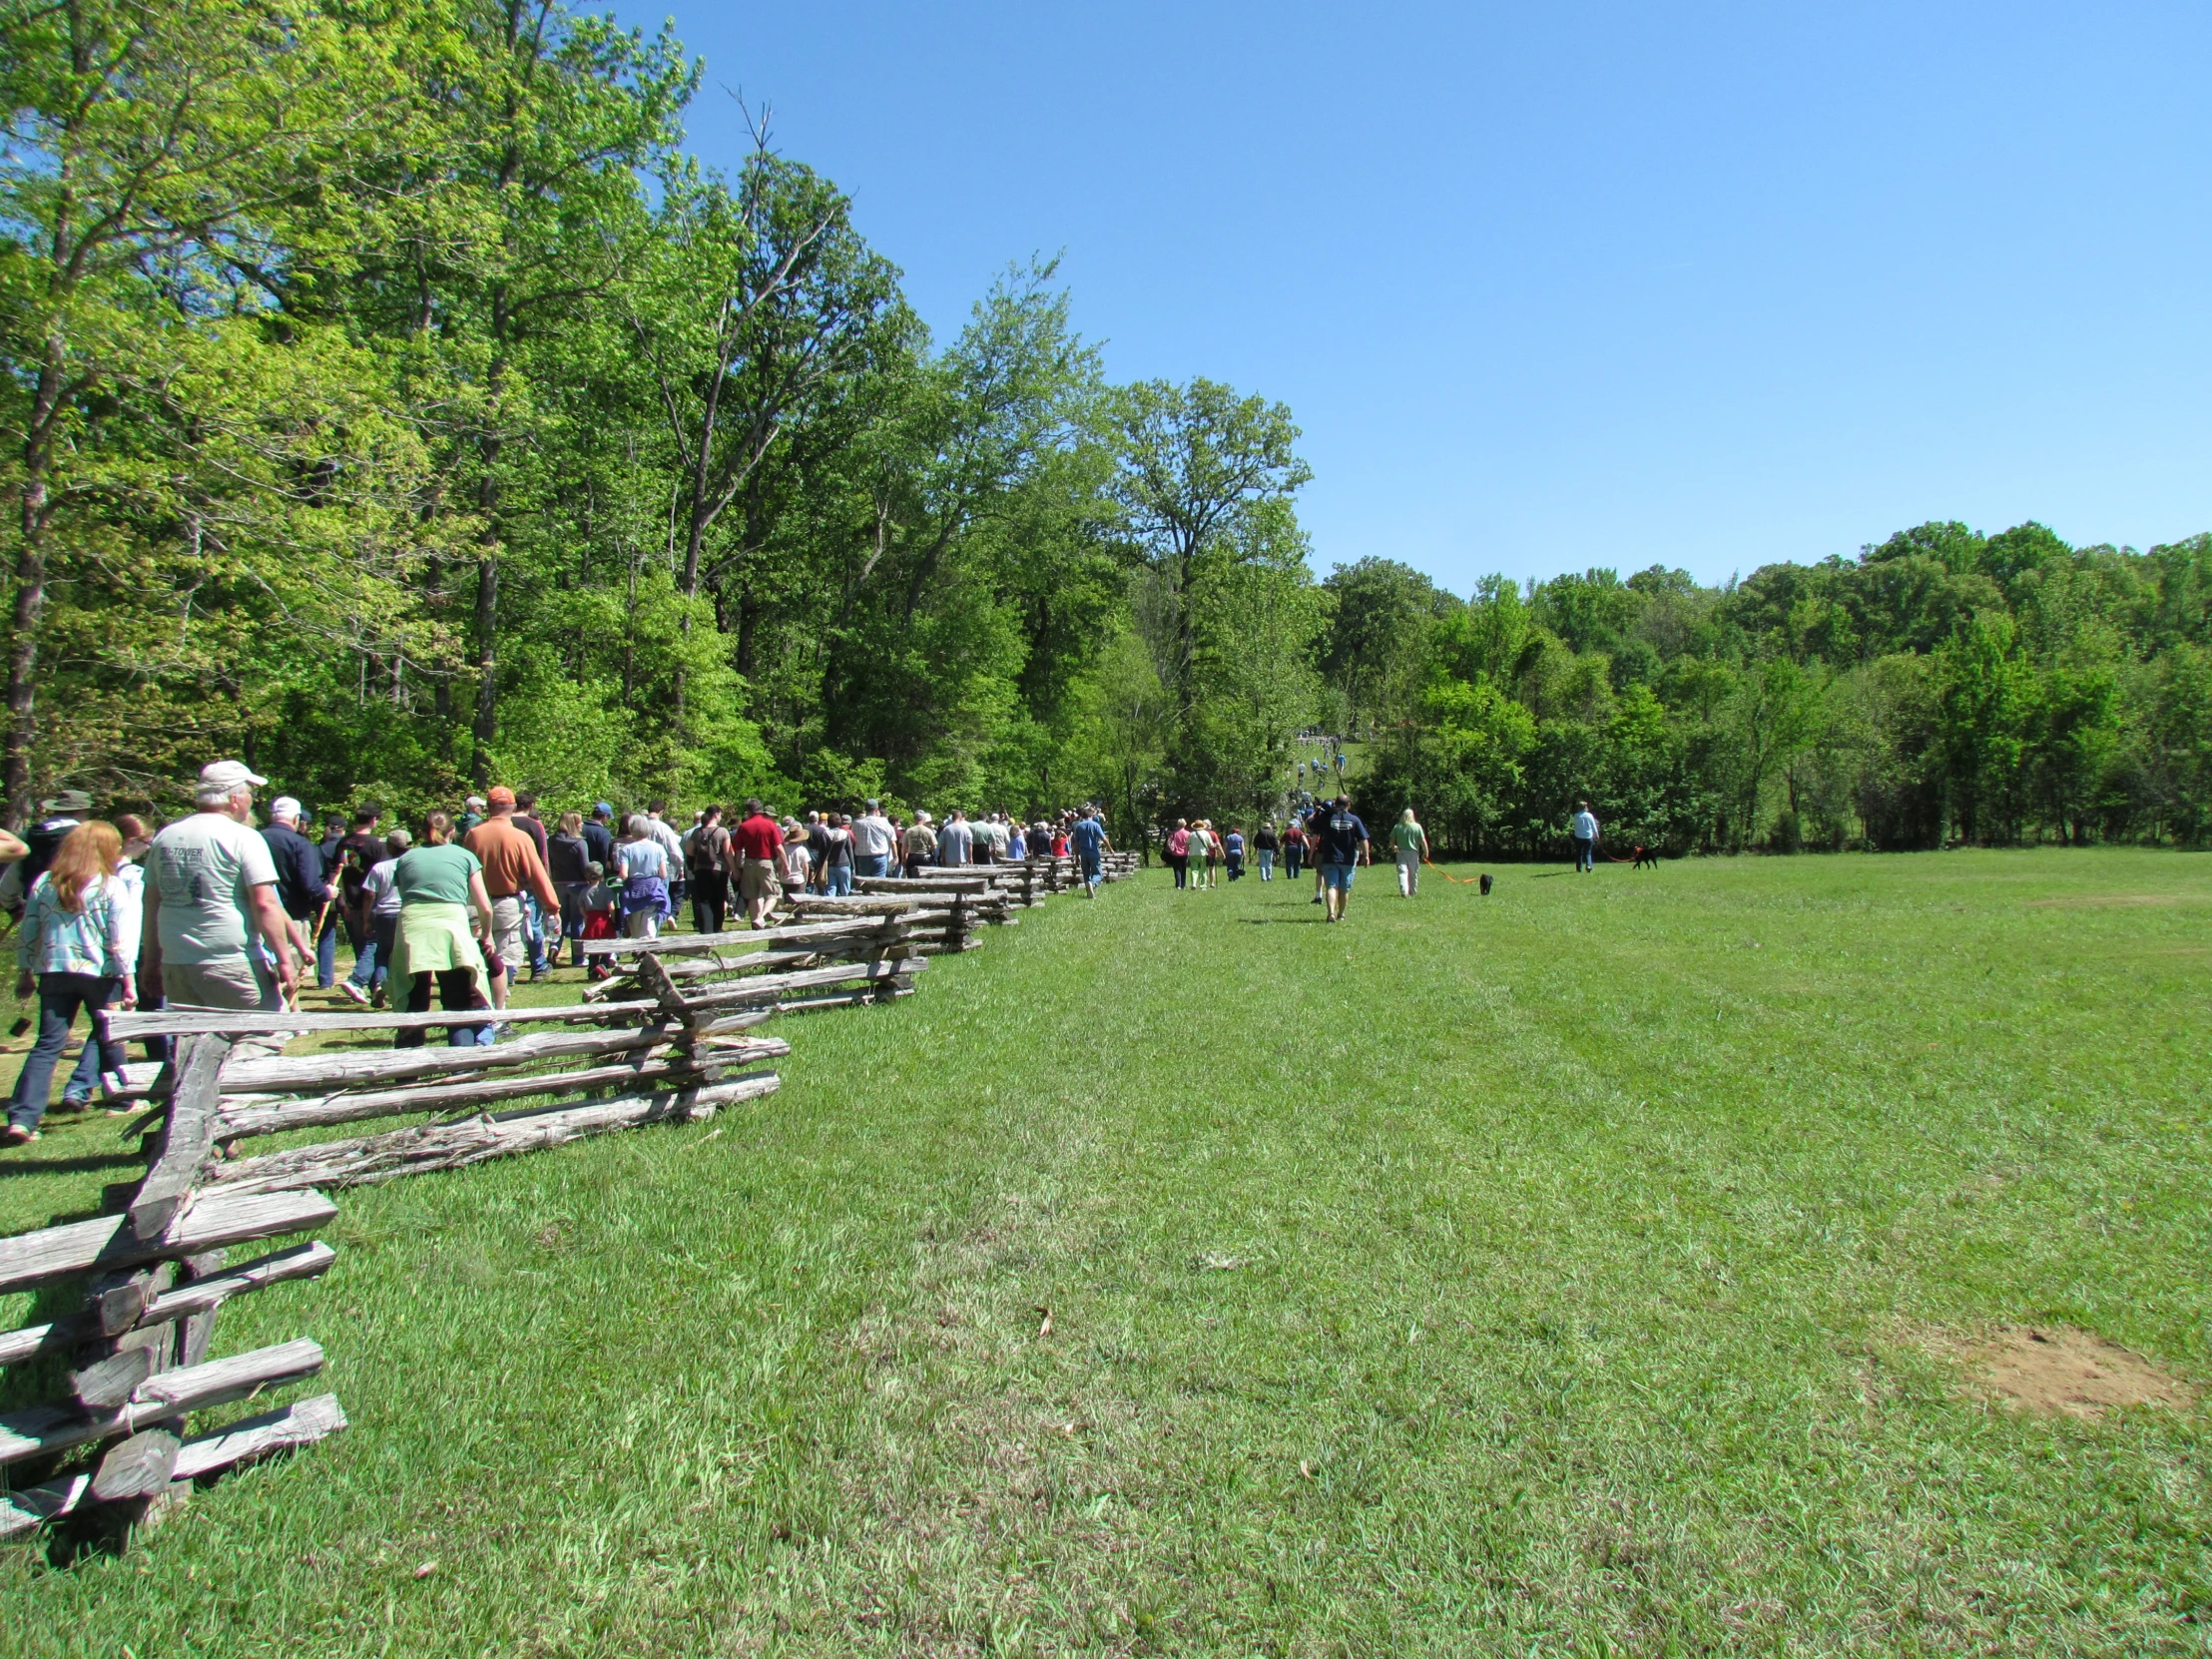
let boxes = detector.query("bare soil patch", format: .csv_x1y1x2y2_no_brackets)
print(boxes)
1927,1325,2193,1417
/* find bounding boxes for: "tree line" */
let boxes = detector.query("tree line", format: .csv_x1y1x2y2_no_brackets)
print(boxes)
0,0,1322,844
1334,521,2212,855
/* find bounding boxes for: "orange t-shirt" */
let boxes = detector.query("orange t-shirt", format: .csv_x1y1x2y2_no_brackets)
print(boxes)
462,817,559,906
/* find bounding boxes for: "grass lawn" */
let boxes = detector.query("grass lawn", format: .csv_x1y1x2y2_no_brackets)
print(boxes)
1,848,2209,1655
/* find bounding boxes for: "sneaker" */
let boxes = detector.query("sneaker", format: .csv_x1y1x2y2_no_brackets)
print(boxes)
369,985,387,1009
337,979,369,1006
2,1124,37,1146
57,1095,89,1114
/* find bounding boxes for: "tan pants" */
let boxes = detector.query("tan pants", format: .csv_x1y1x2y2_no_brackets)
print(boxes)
163,955,287,1058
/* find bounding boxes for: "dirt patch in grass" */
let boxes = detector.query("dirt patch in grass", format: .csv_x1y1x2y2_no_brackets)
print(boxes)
1928,1325,2194,1417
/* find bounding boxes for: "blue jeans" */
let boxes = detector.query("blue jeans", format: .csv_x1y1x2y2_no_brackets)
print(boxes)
1285,844,1304,876
854,853,887,879
315,910,340,987
348,914,397,992
1081,855,1101,889
1573,836,1594,873
824,864,853,896
522,891,548,972
13,973,124,1129
1258,849,1275,879
558,884,591,966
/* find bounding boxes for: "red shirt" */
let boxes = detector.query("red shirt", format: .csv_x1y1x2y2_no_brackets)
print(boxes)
734,814,783,862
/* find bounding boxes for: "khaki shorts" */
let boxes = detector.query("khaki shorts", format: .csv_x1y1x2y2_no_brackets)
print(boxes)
163,955,277,1013
489,895,526,968
739,858,780,905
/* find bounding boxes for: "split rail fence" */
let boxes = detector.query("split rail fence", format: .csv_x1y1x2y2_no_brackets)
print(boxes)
0,848,1133,1544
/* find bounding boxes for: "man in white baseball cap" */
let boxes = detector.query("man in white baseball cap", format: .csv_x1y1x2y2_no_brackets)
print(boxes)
141,760,297,1025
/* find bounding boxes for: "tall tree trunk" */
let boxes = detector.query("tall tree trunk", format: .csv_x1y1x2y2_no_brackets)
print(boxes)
3,334,66,824
471,554,497,786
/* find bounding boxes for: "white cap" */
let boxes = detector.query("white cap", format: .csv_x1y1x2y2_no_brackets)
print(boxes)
197,759,268,799
270,796,302,821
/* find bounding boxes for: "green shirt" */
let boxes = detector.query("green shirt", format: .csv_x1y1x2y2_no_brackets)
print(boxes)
393,844,481,908
1389,823,1426,855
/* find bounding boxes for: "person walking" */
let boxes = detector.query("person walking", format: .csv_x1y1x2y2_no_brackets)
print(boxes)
1282,816,1304,879
1165,820,1191,889
1316,795,1371,923
262,796,333,993
56,814,149,1108
732,799,785,928
1069,807,1110,896
142,760,299,1026
547,812,595,969
338,827,410,1007
512,791,553,977
1570,801,1599,874
462,788,561,1003
937,809,973,868
779,819,813,897
387,813,494,1049
686,805,732,932
1253,820,1278,880
1390,809,1430,897
582,802,616,874
1225,825,1246,881
5,822,134,1142
819,813,854,896
901,811,937,879
851,800,896,880
614,815,674,939
645,801,686,908
0,789,88,920
327,805,384,989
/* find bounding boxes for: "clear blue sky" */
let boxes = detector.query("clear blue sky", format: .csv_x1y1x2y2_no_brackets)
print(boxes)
609,1,2212,594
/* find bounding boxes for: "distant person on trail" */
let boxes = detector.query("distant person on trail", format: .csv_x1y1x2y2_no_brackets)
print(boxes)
1317,796,1371,924
1224,825,1246,880
937,810,974,868
1570,801,1599,874
338,828,410,1007
733,799,785,928
851,800,897,880
1069,808,1110,896
1166,820,1191,889
614,815,673,939
1281,816,1304,879
547,813,595,969
1305,800,1334,905
901,811,937,878
685,805,731,933
1389,810,1430,897
1253,820,1278,880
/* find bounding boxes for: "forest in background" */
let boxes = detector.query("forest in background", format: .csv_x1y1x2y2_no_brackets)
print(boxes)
4,1,2209,853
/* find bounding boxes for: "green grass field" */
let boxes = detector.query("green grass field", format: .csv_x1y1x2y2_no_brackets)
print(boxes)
2,848,2209,1656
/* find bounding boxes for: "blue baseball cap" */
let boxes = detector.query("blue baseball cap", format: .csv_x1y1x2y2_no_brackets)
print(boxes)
594,802,613,817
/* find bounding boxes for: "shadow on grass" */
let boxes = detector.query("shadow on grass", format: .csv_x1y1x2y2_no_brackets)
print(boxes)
0,1150,143,1179
1241,915,1328,924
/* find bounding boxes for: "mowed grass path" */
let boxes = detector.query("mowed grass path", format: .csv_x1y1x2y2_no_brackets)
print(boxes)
3,849,2209,1656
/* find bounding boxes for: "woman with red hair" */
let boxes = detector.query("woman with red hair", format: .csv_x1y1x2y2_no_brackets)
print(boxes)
6,821,135,1143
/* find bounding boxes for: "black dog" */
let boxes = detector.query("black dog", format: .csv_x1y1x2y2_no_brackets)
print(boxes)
1478,872,1493,895
1631,844,1659,869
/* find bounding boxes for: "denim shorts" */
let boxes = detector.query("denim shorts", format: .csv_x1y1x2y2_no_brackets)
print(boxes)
1322,861,1357,891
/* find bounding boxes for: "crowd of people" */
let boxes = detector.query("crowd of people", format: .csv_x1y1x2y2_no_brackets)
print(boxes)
0,763,1118,1143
